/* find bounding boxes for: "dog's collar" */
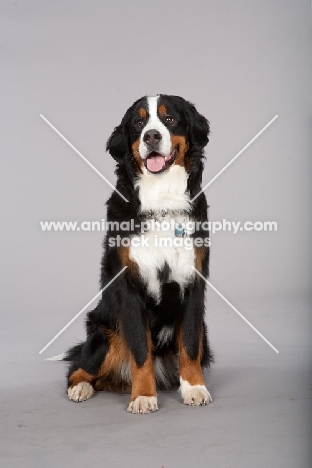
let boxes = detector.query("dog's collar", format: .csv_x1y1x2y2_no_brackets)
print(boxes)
139,209,190,222
139,209,190,238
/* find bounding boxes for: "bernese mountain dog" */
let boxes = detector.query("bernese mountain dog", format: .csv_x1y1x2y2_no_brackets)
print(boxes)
65,94,213,414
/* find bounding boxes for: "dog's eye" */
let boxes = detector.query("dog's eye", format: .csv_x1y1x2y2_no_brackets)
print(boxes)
165,115,175,125
135,118,144,128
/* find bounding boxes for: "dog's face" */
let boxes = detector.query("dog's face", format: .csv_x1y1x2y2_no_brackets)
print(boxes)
107,95,209,175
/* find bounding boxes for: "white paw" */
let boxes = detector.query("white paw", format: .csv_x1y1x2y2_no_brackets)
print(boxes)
179,378,212,406
68,382,95,402
127,396,158,414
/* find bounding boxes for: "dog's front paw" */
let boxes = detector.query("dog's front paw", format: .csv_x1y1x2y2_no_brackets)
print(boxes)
127,396,158,414
180,379,212,406
68,382,95,402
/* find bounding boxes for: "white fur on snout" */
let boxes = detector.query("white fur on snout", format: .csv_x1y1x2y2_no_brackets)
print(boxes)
139,96,171,159
127,396,158,414
68,382,94,402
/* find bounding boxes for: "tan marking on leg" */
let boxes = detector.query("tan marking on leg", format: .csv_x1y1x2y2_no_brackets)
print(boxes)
177,328,212,405
99,330,130,376
130,331,157,401
68,331,131,394
94,330,131,393
127,329,158,413
68,368,95,388
178,328,205,386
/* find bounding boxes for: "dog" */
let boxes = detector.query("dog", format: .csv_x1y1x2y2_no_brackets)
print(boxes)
65,94,213,414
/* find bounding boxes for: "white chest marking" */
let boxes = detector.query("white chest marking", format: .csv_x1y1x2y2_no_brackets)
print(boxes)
129,211,195,302
135,164,191,212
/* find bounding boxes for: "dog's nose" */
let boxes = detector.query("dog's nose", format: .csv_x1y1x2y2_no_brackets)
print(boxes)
143,129,162,146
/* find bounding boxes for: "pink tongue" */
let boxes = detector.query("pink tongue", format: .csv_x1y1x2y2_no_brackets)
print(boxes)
146,156,165,172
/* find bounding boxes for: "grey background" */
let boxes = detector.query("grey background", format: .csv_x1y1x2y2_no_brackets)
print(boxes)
1,0,311,467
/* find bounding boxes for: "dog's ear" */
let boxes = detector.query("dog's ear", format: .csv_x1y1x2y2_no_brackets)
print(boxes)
185,101,210,150
106,124,128,163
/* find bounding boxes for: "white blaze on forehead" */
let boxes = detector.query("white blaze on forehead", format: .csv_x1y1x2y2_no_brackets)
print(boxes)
138,95,172,159
147,95,159,122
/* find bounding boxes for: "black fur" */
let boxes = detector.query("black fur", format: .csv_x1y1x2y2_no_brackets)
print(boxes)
65,95,213,398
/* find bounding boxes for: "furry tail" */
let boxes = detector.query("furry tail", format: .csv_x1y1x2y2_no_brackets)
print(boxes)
45,353,68,361
45,343,84,362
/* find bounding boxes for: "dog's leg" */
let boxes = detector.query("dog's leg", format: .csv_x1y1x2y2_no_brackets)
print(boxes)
67,328,108,402
107,276,158,414
67,368,96,402
178,333,212,406
127,330,158,414
178,281,212,406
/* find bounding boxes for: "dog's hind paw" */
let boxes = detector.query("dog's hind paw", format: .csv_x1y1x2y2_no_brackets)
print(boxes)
68,382,95,402
127,396,158,414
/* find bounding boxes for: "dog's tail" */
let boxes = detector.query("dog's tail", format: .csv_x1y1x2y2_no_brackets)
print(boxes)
45,342,84,362
45,353,68,361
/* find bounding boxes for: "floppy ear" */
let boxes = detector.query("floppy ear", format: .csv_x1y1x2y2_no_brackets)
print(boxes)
106,124,128,163
186,102,210,150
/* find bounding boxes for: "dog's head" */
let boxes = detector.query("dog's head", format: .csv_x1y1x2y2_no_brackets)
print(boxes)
106,95,210,175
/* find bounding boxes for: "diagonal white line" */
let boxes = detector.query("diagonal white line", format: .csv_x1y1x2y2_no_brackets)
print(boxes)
192,267,279,354
40,114,129,203
191,115,278,202
39,266,128,354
